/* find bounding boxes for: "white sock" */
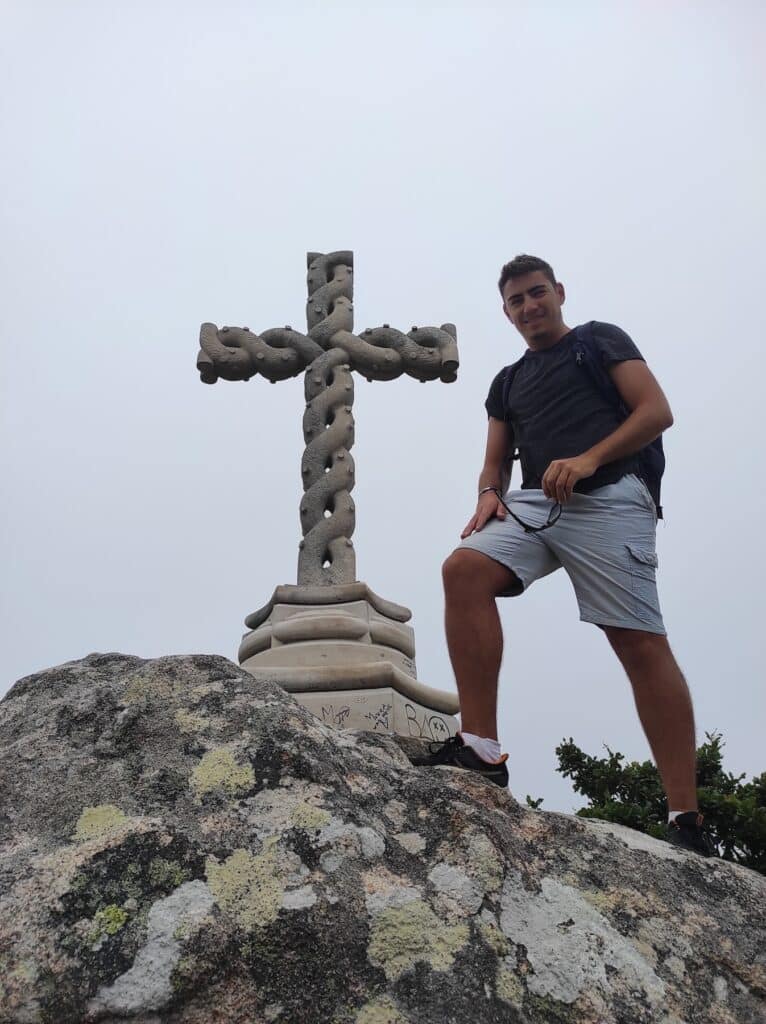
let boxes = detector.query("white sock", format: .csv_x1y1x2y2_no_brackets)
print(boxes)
460,731,502,763
668,809,696,823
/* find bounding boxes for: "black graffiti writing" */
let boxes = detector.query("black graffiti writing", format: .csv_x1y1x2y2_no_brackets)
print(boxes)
404,703,451,741
321,704,351,727
364,704,392,731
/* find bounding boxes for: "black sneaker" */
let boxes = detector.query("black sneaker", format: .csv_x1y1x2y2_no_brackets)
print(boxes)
666,811,717,857
410,734,509,789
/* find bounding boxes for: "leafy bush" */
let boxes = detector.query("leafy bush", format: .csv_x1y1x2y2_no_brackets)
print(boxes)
526,732,765,875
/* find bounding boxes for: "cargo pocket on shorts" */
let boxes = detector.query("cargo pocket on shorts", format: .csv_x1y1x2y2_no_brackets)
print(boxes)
626,545,658,613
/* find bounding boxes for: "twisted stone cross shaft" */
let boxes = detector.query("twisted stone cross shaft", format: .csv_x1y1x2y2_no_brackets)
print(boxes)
197,250,459,587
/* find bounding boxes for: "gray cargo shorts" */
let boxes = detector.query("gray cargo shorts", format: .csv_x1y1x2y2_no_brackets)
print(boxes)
458,473,665,635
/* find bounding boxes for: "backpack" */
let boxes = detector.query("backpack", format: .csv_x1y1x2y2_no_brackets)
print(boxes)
500,320,665,518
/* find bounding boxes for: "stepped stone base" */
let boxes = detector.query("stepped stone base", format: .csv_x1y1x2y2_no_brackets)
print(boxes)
238,582,460,738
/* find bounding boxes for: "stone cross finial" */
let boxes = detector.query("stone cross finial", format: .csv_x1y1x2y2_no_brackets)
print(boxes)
197,251,458,587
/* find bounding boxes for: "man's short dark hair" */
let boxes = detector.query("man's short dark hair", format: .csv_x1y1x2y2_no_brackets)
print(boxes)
498,255,557,296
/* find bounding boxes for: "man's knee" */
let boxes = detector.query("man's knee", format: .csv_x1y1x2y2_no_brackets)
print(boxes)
604,626,670,664
442,549,518,597
442,549,476,588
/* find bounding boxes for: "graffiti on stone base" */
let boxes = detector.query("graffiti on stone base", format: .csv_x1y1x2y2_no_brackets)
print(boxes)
404,703,451,741
364,704,392,732
321,704,351,727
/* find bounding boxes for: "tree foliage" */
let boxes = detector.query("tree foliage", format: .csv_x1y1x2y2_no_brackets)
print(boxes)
528,732,765,875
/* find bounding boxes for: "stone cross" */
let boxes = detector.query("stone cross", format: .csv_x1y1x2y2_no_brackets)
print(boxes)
196,250,459,587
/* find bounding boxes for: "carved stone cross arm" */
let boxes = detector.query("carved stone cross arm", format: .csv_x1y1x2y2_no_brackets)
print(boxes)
197,252,457,385
196,325,322,385
196,251,459,587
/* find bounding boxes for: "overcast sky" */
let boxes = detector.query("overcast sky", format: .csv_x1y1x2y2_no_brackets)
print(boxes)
2,2,764,812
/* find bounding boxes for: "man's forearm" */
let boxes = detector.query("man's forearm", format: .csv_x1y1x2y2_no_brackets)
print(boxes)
478,462,510,494
585,403,672,470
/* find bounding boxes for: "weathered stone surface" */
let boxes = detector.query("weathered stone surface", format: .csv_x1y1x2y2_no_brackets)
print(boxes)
196,251,458,588
0,653,764,1024
238,583,460,734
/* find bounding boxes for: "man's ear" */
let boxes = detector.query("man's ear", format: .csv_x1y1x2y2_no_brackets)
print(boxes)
502,301,512,323
556,282,566,304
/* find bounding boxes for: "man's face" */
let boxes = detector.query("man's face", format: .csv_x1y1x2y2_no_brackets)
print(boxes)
501,270,566,344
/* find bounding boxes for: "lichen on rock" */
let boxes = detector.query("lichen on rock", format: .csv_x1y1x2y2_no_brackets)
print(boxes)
205,840,288,929
123,670,186,706
87,904,129,944
73,804,130,842
190,746,255,799
355,996,412,1023
495,963,524,1005
291,800,331,831
0,652,764,1024
367,899,470,980
174,708,210,734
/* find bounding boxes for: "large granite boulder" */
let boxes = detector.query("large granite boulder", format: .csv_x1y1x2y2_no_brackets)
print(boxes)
0,653,763,1024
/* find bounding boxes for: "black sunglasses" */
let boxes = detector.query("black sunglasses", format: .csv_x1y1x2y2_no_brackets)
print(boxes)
492,489,562,534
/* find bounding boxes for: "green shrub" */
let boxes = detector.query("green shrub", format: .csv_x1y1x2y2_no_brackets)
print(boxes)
528,732,765,875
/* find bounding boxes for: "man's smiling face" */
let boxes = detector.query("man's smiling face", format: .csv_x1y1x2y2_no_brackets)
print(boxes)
501,270,567,347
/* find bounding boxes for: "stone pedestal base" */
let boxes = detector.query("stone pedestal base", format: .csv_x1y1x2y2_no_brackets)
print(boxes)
238,582,459,738
293,687,455,742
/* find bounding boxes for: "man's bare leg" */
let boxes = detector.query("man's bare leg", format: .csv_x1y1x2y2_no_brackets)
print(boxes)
604,627,698,810
442,549,520,739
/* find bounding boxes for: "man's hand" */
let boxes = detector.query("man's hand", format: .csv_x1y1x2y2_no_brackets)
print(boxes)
460,491,507,538
541,454,598,503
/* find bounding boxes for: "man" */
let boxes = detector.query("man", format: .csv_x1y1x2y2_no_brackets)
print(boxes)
414,254,714,857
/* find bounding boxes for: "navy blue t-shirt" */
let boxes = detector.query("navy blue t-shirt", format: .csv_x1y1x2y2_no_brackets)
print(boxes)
485,322,644,494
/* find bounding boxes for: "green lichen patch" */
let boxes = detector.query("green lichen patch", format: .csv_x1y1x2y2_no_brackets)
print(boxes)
148,857,192,890
466,832,504,893
291,801,331,831
434,828,504,896
367,900,469,980
190,682,224,701
57,897,146,998
479,921,511,956
191,747,255,800
581,888,612,912
123,672,185,706
582,885,655,919
87,904,129,943
73,804,129,842
175,709,210,734
206,840,286,930
356,996,411,1023
496,965,524,1005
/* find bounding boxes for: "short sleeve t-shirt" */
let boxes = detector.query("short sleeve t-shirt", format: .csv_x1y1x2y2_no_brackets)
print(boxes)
485,322,644,494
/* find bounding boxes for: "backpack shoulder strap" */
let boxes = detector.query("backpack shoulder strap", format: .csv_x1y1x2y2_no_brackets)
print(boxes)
573,321,626,413
500,355,526,462
500,353,527,412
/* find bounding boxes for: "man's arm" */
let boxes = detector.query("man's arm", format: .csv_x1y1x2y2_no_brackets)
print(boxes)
541,360,673,504
461,417,512,538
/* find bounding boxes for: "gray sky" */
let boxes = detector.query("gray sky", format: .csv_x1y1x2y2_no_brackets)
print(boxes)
2,2,764,812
